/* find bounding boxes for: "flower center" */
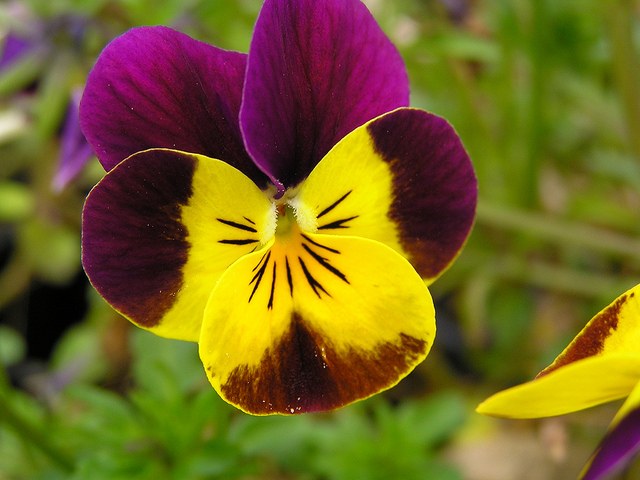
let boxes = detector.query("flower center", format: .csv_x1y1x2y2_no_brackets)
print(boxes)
265,192,318,245
274,204,297,238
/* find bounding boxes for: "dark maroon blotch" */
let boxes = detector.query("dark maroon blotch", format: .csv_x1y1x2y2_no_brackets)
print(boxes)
367,109,477,279
537,294,627,378
82,150,196,327
221,312,427,414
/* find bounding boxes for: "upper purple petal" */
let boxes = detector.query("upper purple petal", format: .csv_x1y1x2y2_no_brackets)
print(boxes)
80,26,266,186
582,407,640,480
240,0,409,191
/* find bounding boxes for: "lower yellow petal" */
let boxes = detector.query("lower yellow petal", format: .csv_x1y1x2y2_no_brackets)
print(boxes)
199,234,435,415
476,354,640,418
611,377,640,427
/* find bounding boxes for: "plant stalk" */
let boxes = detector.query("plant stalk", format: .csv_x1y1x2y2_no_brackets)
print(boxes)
477,202,640,261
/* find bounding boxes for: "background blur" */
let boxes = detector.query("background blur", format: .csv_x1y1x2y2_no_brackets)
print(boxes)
1,0,639,479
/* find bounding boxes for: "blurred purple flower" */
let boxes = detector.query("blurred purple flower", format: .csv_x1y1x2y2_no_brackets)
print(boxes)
52,89,94,192
1,17,94,190
0,33,35,71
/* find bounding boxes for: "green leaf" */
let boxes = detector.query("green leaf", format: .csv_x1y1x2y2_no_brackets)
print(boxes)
19,218,80,285
0,325,26,366
130,329,203,399
0,52,45,97
0,181,35,222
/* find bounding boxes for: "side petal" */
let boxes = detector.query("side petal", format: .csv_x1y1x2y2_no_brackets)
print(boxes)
240,0,409,190
476,354,640,418
80,26,266,185
539,284,640,376
581,380,640,480
82,149,275,341
199,234,434,415
292,108,477,282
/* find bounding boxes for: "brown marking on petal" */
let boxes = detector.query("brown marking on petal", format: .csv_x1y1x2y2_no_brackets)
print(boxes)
216,217,258,233
317,215,359,231
285,256,294,296
367,110,477,279
82,150,195,327
248,251,271,303
220,312,427,414
537,294,628,378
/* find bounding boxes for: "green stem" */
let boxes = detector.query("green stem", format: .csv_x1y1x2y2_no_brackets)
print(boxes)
524,0,548,208
477,202,640,261
0,381,74,473
492,254,636,299
608,0,640,160
444,58,507,197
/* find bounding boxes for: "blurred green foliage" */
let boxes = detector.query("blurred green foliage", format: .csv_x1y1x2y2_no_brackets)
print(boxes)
1,0,639,479
1,326,466,480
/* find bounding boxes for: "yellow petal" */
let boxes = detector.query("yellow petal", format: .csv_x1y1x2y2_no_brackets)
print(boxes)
611,377,640,427
199,233,435,415
539,284,640,376
291,107,476,283
83,149,276,341
476,354,640,418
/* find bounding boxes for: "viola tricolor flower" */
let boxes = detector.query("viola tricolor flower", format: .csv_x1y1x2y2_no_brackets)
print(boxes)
477,284,640,480
80,0,477,415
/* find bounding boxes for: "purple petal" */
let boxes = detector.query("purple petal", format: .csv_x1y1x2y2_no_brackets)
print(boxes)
582,407,640,480
52,89,95,191
240,0,409,191
80,26,266,186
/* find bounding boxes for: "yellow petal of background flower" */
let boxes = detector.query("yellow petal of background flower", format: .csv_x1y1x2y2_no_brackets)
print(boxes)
476,354,640,418
199,233,435,415
538,284,640,376
82,149,275,341
610,376,640,427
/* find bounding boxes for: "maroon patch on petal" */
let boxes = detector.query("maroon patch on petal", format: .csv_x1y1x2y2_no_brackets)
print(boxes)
537,293,630,378
82,150,195,327
368,109,477,279
221,312,427,414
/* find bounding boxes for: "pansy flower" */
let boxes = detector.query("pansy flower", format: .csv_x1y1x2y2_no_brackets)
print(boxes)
80,0,477,415
477,284,640,479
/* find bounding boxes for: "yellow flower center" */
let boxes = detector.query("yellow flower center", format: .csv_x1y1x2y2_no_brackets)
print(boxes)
263,192,318,246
